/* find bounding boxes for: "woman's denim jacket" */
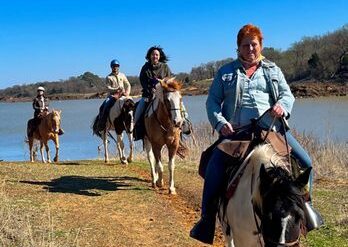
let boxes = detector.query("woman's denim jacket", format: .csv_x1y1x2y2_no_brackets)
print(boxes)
206,59,295,132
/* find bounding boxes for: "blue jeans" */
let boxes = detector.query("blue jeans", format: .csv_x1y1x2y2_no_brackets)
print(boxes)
201,148,230,216
134,97,146,124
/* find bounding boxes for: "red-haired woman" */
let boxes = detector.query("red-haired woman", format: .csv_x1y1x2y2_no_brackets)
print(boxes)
190,24,322,244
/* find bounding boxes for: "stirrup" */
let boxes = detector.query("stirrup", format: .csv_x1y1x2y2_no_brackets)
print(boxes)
304,202,324,231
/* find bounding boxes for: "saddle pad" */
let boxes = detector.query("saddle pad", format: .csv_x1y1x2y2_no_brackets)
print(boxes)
217,140,251,159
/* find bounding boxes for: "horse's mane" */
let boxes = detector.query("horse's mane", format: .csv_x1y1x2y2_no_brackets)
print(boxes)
250,144,290,172
161,78,183,91
154,78,182,103
250,144,305,215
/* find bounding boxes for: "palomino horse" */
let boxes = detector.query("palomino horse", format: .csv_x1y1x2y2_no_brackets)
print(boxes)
93,96,135,164
143,78,184,194
219,144,310,247
27,110,62,163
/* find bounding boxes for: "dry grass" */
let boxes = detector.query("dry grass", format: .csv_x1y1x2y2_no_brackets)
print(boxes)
292,130,348,180
0,179,79,247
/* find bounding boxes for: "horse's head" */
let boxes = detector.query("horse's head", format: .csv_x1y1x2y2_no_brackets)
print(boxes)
48,110,62,134
257,164,311,247
157,77,184,128
121,98,135,133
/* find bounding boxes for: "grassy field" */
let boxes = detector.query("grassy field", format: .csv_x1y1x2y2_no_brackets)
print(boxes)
0,126,347,246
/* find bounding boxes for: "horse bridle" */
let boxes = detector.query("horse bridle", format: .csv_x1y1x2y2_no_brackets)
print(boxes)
250,162,301,247
151,90,183,132
120,99,133,134
249,111,300,247
251,202,301,247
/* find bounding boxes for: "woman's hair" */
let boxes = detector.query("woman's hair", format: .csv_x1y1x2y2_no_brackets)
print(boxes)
145,46,169,63
237,24,263,47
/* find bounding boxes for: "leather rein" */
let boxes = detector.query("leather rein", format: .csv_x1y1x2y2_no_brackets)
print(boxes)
250,113,300,247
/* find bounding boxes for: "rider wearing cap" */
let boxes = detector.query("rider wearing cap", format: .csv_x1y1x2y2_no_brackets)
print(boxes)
29,86,64,136
33,86,49,119
97,59,131,132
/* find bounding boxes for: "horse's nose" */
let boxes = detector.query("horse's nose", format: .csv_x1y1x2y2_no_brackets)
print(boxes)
173,120,182,128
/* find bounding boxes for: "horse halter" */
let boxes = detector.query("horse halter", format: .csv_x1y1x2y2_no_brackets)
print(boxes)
252,202,301,247
251,175,301,247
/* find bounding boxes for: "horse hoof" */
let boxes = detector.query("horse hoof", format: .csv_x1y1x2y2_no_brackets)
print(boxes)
53,157,58,162
121,159,128,165
156,180,164,188
127,157,133,163
169,189,177,195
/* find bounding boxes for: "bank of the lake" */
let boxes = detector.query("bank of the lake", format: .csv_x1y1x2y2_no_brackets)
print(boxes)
0,80,346,103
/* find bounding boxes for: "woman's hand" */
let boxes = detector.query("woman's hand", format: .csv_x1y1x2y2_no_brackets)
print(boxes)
271,103,284,118
220,122,234,137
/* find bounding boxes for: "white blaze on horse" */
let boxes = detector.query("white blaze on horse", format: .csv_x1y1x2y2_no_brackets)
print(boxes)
143,78,185,194
220,144,310,247
93,96,135,164
27,110,62,163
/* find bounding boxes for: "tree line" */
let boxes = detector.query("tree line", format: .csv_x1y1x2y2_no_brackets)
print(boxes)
0,24,347,99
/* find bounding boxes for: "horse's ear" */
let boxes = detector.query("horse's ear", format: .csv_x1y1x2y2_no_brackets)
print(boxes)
294,167,312,189
59,110,62,114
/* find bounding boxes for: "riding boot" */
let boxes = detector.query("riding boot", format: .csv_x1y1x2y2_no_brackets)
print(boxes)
134,98,148,141
303,193,324,231
181,118,192,136
98,96,116,131
190,149,228,245
58,128,64,135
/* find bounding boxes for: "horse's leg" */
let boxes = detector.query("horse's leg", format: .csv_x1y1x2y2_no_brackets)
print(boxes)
40,141,46,163
144,137,157,188
103,131,109,163
53,135,59,162
127,132,134,163
45,140,51,163
117,133,127,164
29,138,34,162
152,145,164,188
168,147,177,194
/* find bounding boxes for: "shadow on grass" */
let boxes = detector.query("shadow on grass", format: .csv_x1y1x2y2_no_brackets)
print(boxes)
20,176,149,196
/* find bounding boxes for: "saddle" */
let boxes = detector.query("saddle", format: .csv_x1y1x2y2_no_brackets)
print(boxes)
219,129,292,199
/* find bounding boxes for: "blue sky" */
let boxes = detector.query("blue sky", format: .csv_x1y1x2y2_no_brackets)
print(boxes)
0,0,347,89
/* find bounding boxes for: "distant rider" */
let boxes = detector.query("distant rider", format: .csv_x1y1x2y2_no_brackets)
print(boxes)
30,86,64,136
97,59,131,132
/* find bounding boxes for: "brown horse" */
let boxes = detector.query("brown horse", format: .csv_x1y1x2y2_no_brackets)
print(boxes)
27,110,62,163
144,78,184,194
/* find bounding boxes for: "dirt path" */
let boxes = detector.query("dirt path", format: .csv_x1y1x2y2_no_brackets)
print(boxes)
0,161,224,247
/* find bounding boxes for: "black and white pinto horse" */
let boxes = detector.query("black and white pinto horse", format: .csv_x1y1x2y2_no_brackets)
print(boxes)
93,96,135,164
220,144,310,247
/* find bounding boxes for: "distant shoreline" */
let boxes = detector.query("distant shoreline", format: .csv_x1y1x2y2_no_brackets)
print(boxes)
0,81,346,103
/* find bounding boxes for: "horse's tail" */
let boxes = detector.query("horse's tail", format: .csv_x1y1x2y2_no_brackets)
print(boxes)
92,115,102,138
27,118,35,138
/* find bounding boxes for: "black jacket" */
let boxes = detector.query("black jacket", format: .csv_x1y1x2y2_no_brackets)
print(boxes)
33,95,49,118
139,62,172,98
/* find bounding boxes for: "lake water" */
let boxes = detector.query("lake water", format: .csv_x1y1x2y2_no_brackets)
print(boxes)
0,96,347,161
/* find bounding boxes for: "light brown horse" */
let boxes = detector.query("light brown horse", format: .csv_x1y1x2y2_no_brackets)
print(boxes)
144,78,184,194
27,110,62,163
